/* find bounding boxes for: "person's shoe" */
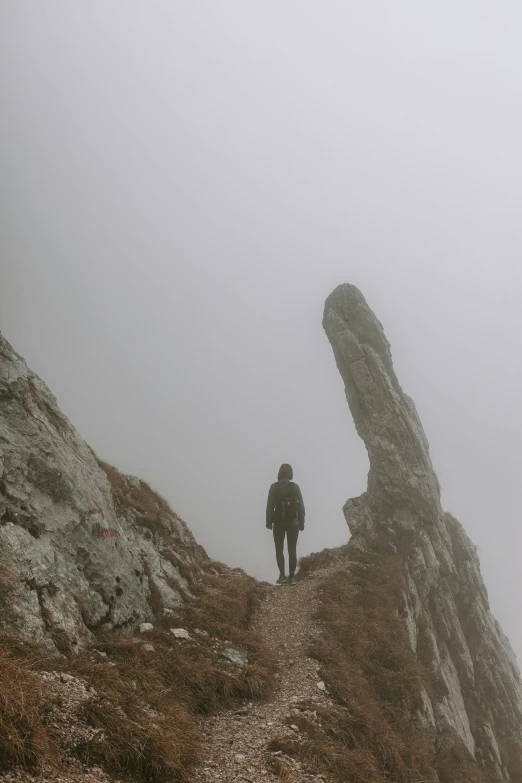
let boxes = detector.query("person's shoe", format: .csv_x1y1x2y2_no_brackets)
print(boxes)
276,574,287,585
288,575,297,586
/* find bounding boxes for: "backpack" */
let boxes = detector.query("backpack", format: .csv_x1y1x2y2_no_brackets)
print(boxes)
274,482,300,526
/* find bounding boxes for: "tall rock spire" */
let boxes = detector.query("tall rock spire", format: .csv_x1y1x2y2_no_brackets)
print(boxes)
324,284,522,781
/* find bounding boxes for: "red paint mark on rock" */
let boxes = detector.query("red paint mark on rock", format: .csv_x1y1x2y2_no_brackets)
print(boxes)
88,506,105,520
93,522,119,539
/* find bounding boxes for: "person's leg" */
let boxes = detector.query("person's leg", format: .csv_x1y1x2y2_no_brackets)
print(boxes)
287,527,299,577
272,526,286,577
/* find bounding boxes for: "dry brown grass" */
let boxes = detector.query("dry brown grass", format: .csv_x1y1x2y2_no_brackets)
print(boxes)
0,641,57,773
69,572,274,781
297,543,351,577
97,460,177,531
287,546,499,783
70,638,199,782
267,753,300,782
435,736,498,783
0,572,274,782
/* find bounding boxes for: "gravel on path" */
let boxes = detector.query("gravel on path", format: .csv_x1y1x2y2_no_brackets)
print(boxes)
189,568,336,783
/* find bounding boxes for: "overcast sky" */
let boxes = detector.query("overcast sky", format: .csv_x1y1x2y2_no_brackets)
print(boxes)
1,2,521,659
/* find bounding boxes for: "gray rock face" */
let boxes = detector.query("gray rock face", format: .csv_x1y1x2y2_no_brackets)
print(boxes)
323,284,522,780
0,334,210,654
219,646,248,668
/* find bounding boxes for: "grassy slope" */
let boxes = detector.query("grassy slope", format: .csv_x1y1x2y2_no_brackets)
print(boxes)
0,463,275,782
2,456,518,783
269,545,507,783
0,570,274,782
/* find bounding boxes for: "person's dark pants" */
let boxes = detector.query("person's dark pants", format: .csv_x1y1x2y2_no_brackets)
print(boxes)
273,525,300,576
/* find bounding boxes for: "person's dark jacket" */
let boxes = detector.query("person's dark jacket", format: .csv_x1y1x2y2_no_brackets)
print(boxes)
266,478,305,530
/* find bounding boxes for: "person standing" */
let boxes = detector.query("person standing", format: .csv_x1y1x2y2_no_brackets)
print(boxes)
266,463,305,586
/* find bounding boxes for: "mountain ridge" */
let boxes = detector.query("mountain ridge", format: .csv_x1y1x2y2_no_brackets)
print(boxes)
0,283,521,782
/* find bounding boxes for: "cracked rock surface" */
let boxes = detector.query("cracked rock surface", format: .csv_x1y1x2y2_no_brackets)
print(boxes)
0,334,211,653
323,284,522,780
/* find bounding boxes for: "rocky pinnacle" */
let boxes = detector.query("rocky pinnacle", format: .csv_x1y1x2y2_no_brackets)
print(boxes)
324,284,522,781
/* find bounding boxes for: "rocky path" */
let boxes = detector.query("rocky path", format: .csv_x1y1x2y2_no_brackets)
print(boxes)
189,569,335,783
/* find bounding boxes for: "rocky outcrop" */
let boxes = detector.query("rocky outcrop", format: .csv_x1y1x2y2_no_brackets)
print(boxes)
0,334,210,654
323,284,522,781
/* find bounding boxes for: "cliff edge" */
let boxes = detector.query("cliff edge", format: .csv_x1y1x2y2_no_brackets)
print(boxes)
323,284,522,780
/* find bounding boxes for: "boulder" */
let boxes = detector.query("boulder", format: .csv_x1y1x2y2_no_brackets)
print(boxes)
219,646,248,667
170,628,191,640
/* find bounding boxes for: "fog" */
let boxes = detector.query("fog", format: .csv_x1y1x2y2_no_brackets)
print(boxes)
1,3,521,659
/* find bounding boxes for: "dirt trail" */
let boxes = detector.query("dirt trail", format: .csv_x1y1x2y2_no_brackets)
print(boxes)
190,568,335,783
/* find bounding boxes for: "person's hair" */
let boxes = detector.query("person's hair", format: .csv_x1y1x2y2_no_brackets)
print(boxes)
278,463,293,480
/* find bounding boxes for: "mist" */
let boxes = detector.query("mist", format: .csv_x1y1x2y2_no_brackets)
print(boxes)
1,2,521,659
